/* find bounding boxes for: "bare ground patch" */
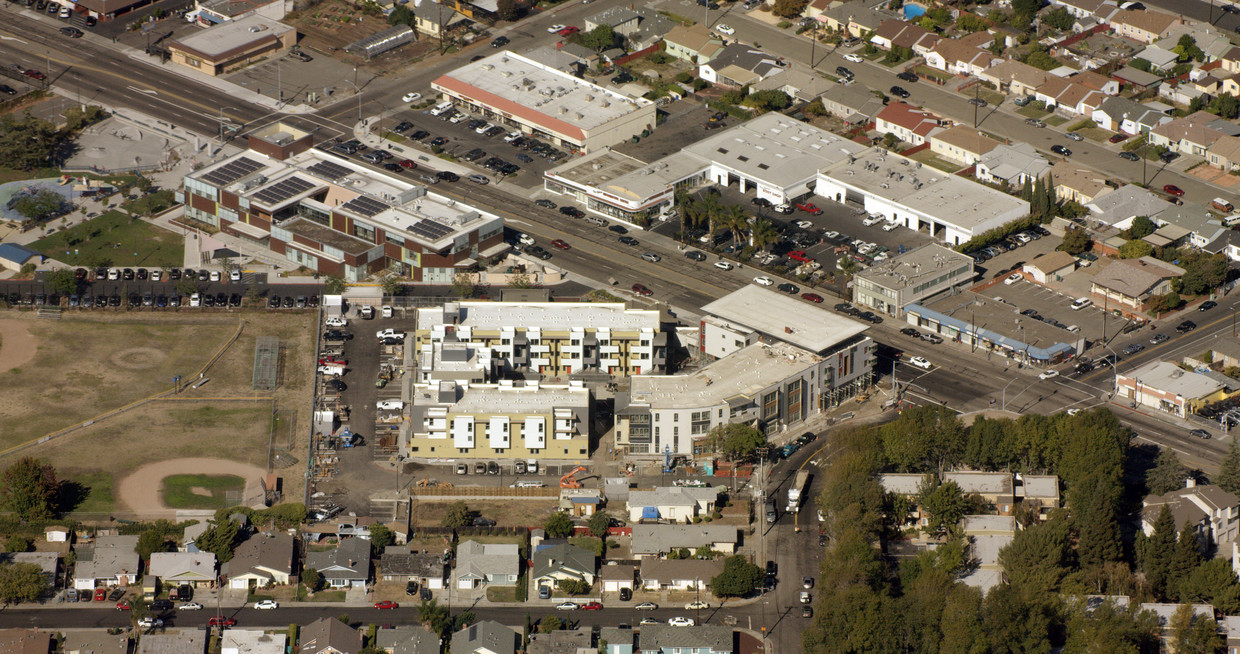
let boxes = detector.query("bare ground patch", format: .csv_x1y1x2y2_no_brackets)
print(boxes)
408,499,560,528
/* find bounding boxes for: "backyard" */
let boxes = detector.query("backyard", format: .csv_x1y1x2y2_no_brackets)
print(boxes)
31,210,184,268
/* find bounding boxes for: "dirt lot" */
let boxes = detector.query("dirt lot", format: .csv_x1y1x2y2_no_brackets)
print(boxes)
286,0,444,72
408,499,560,528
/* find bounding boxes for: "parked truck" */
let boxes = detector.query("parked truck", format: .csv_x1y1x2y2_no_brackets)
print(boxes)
787,469,810,513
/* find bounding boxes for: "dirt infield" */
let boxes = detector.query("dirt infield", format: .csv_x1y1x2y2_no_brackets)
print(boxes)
0,318,36,375
117,457,268,517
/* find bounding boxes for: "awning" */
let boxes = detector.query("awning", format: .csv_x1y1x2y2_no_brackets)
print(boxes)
212,247,241,259
223,220,267,240
641,506,658,520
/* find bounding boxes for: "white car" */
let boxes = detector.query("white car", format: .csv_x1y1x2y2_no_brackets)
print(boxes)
151,270,163,281
1070,297,1093,310
402,92,422,103
325,316,348,328
753,276,774,286
518,233,536,246
795,220,814,229
1066,408,1082,416
254,600,279,609
862,215,882,226
503,132,522,143
475,122,494,134
209,270,221,281
138,618,163,629
685,600,710,610
640,618,661,625
668,617,696,627
381,305,394,318
714,261,734,271
716,24,735,35
843,53,863,63
189,293,201,307
178,602,203,610
107,268,120,280
1004,272,1022,285
882,222,899,231
449,113,467,123
555,602,578,611
547,24,566,33
909,356,932,370
823,230,839,239
1039,369,1059,380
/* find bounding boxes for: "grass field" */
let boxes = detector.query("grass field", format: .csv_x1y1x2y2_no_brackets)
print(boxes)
30,210,184,268
161,473,246,509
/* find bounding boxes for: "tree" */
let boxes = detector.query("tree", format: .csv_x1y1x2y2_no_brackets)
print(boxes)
0,563,47,605
4,536,31,553
1148,449,1188,495
587,511,611,539
1174,34,1204,63
1130,57,1153,72
919,479,971,538
496,0,518,20
1147,292,1182,315
323,276,347,295
46,269,77,296
956,12,990,32
1177,253,1227,296
381,275,403,298
369,524,395,550
417,600,453,636
708,423,766,462
1061,226,1092,255
301,567,324,592
1118,239,1153,259
1171,602,1222,654
742,90,792,111
387,5,414,26
194,519,241,563
710,555,764,597
1042,6,1074,29
1168,527,1203,600
1144,505,1178,599
2,458,60,522
750,218,779,252
998,516,1071,596
543,511,574,538
1127,215,1157,239
1210,93,1240,119
1178,558,1240,613
1075,481,1121,566
1217,440,1240,494
581,25,617,52
136,530,173,560
539,616,564,633
12,189,68,224
557,579,591,595
451,273,476,299
0,113,60,171
442,501,472,528
772,0,809,17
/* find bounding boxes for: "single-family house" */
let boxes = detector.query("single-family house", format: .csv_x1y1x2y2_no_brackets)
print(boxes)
698,44,784,87
750,69,834,103
637,625,732,654
662,24,723,65
626,487,717,523
1049,161,1114,205
599,563,636,593
1017,474,1061,520
881,473,930,526
1022,251,1077,284
138,631,207,654
975,143,1050,187
300,618,361,654
224,532,295,589
527,628,591,654
1091,96,1172,135
924,38,1003,76
1089,257,1185,311
1112,66,1163,91
1150,111,1240,156
148,552,217,591
870,19,939,55
1108,9,1179,44
629,524,738,558
1051,0,1107,19
1137,46,1179,73
583,6,671,50
559,488,605,517
978,60,1052,96
380,547,445,589
531,543,596,590
638,558,723,591
221,631,287,654
0,629,51,654
61,631,129,654
304,537,371,589
72,535,140,590
944,471,1016,514
930,126,1001,166
822,0,884,37
1035,77,1107,116
875,101,945,146
375,625,440,654
454,540,519,589
413,7,468,39
819,83,885,124
450,621,518,654
599,628,634,654
0,552,59,591
1207,135,1240,172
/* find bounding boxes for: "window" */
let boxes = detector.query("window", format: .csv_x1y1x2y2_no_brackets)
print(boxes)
674,414,679,422
691,410,711,435
353,221,375,241
762,390,779,421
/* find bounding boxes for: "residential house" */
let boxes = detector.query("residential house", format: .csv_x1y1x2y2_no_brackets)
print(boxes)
413,6,468,39
224,532,296,589
975,143,1050,187
870,19,939,55
450,621,518,654
929,126,1001,166
1108,8,1179,44
662,24,723,65
1085,184,1173,229
584,7,640,34
72,534,140,590
221,631,287,654
626,487,718,523
1072,70,1121,95
822,0,884,37
924,38,1003,76
182,522,209,553
304,537,371,589
1022,251,1078,284
599,563,636,593
299,618,361,654
148,552,217,592
599,627,634,654
559,488,605,517
61,631,128,654
1207,135,1240,172
638,558,724,591
1205,230,1240,263
978,60,1052,96
819,83,885,124
1141,603,1217,651
138,631,207,654
1111,66,1163,91
1138,45,1179,73
531,543,596,590
584,7,672,50
1091,96,1171,135
750,69,834,103
881,473,930,526
1223,45,1240,74
527,628,591,654
637,625,732,654
1051,0,1107,19
698,44,785,87
375,625,440,654
1035,76,1106,116
874,101,945,146
1017,475,1061,520
959,515,1017,594
1089,257,1185,311
943,471,1016,514
0,629,51,654
0,552,58,590
1049,160,1114,204
1150,111,1240,156
1158,203,1226,249
1119,361,1233,419
379,547,445,589
454,540,519,589
629,524,739,558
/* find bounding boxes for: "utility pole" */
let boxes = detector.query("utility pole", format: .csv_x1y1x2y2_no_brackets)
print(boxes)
972,82,980,128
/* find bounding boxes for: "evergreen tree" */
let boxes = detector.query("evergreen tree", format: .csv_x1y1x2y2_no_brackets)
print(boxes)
1144,505,1178,599
1076,482,1121,566
1216,440,1240,494
1147,449,1188,495
1167,527,1202,601
1020,177,1033,202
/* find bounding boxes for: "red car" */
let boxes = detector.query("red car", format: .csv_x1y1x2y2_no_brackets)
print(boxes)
801,293,824,303
116,600,131,611
318,357,348,366
398,159,417,169
580,602,604,610
1109,134,1129,143
557,26,579,36
631,284,653,297
208,617,237,628
93,588,107,601
787,250,812,263
23,69,46,80
551,239,571,250
795,202,823,215
374,601,399,610
1162,184,1184,197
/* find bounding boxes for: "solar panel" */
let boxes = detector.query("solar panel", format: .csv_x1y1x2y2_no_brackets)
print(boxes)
252,176,316,206
406,220,454,240
307,160,352,180
341,196,389,217
201,156,263,186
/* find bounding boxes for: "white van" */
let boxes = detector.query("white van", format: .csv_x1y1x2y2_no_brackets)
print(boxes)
430,101,454,116
376,400,405,411
190,293,201,307
514,481,545,488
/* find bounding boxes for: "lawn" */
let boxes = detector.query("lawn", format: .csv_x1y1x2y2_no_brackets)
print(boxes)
1045,115,1069,127
907,149,964,173
121,190,178,217
1017,105,1051,119
912,66,952,84
63,470,115,514
30,210,184,268
161,473,246,509
486,586,519,602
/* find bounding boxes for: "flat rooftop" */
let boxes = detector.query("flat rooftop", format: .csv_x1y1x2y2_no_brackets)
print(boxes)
547,149,646,189
415,383,590,413
170,14,292,59
1121,360,1227,398
915,291,1078,361
683,113,868,188
855,243,973,291
418,302,661,333
700,285,869,354
820,148,1029,230
432,51,651,136
629,342,822,409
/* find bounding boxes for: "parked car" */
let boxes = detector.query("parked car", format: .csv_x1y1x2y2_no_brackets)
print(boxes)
374,601,399,609
254,600,279,610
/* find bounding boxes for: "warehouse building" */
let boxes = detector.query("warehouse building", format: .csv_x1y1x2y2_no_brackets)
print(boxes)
905,291,1083,364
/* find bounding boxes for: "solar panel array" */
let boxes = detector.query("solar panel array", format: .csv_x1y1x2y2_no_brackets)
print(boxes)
201,156,263,186
307,160,352,180
252,176,316,206
341,196,389,217
406,219,455,241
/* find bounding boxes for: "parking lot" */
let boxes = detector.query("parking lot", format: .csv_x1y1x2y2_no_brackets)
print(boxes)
226,49,368,107
988,278,1126,348
614,100,721,163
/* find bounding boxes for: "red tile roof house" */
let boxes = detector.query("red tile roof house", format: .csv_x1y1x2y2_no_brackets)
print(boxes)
875,101,947,146
1033,76,1107,116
